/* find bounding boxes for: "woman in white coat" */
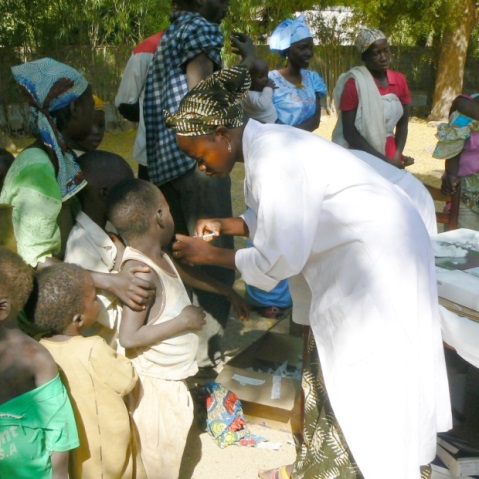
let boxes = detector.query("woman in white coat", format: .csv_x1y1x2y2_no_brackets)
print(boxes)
167,65,452,479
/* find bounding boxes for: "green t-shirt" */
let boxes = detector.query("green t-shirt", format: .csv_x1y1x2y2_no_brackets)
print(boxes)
0,374,79,478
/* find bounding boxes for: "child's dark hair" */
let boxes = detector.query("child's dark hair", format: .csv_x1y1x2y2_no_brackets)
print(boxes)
107,178,159,241
32,263,90,334
0,246,33,313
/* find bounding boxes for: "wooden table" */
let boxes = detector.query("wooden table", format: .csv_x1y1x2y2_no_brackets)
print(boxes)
439,297,479,323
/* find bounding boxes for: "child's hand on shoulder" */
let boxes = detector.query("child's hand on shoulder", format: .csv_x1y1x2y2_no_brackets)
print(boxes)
180,305,206,331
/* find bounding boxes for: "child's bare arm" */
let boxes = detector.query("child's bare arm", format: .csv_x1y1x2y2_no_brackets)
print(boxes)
28,338,58,387
120,304,206,348
51,451,69,479
119,261,206,348
174,261,250,321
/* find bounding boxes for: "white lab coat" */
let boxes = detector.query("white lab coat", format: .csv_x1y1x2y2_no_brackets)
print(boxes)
235,120,452,479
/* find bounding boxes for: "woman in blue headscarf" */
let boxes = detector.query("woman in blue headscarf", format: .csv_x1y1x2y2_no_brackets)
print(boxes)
268,15,327,131
244,16,327,319
1,58,93,266
0,58,152,315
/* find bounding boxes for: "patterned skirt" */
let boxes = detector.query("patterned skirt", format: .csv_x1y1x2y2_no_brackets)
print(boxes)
292,332,431,479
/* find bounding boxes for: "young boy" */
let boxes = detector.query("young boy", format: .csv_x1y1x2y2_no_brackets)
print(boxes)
0,247,79,479
64,150,134,351
106,178,248,479
241,58,278,124
33,263,145,479
68,96,106,156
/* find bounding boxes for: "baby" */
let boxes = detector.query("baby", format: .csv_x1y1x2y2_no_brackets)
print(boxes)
33,263,145,478
240,58,278,124
0,247,79,478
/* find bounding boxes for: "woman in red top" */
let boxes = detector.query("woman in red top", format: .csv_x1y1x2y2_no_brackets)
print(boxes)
332,29,414,169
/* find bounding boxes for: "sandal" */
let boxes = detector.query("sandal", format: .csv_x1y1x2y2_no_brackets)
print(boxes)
256,306,290,319
258,465,291,479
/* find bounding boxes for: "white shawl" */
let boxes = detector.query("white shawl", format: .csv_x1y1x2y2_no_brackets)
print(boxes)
332,65,387,154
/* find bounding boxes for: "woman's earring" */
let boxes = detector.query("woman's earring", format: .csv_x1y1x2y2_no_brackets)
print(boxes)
227,140,232,153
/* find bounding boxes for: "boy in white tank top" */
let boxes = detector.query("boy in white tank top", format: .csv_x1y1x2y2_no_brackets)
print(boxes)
107,178,248,479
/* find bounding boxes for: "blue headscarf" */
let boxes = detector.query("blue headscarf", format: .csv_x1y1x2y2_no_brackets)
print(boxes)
269,15,312,56
11,58,90,201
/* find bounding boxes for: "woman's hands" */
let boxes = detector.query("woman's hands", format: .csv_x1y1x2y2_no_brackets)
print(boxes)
173,234,216,265
231,32,255,61
194,219,223,241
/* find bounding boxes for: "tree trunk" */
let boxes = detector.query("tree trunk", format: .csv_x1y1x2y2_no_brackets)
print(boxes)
429,0,477,120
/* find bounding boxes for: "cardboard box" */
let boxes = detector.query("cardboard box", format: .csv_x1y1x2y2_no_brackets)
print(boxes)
216,332,303,434
432,229,479,312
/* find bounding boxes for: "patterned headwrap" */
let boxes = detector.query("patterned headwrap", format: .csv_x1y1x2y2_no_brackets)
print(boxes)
269,15,312,56
355,29,387,54
11,58,90,201
165,65,251,137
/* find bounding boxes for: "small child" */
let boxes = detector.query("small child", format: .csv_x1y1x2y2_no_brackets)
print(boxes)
0,147,14,192
0,247,79,478
240,58,278,124
64,150,134,351
33,263,145,479
106,178,247,479
68,96,106,156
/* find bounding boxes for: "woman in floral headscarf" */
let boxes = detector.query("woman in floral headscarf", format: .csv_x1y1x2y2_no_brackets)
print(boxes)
332,29,415,169
0,58,152,314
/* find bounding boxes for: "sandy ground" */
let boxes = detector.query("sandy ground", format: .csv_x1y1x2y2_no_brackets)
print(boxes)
4,117,445,479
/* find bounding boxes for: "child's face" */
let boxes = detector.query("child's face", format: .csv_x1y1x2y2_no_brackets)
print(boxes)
81,275,100,327
78,110,106,151
250,63,269,92
67,87,96,143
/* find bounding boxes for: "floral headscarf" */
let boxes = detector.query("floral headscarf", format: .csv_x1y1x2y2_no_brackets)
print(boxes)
11,58,90,200
355,29,387,54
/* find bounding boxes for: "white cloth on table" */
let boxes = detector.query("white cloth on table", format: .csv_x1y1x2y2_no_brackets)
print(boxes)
440,304,479,369
235,119,452,479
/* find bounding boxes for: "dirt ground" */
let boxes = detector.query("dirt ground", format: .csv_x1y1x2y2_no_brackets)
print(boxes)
3,116,446,479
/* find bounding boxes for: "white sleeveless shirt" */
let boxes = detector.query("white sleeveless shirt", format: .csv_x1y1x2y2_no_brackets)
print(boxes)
121,247,198,380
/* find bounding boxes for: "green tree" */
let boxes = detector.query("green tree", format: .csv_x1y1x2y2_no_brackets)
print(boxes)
0,0,172,48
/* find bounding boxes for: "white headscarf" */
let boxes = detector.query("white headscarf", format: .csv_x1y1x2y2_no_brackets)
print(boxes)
269,15,312,56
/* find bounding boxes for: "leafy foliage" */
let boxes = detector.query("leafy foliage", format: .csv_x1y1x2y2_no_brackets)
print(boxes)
0,0,172,48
